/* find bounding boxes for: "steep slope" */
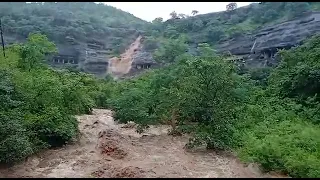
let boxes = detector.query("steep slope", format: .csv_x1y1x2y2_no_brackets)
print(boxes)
0,2,152,76
148,2,320,69
108,36,142,78
2,2,320,77
217,12,320,68
160,2,320,45
107,36,158,79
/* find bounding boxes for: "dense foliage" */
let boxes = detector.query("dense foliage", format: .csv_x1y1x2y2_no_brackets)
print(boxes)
0,2,150,56
0,33,112,164
148,2,319,47
1,2,320,178
109,35,320,178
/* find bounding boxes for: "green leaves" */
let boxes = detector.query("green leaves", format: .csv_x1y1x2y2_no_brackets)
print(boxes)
1,2,148,43
153,36,188,63
0,34,113,164
269,35,320,104
0,71,33,163
27,33,57,54
110,34,320,178
17,33,57,71
111,54,241,148
197,43,217,57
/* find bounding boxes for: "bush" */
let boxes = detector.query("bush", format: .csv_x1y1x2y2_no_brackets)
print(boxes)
0,71,33,163
0,33,112,163
249,67,272,87
111,51,242,149
0,111,34,164
143,37,158,52
25,107,79,147
238,117,320,178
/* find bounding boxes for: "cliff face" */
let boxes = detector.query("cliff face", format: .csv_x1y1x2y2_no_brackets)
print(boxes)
3,3,320,78
5,31,156,78
217,12,320,68
0,2,151,77
51,34,139,77
50,9,320,77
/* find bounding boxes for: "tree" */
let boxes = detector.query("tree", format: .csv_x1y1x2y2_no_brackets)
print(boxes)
163,25,179,39
285,2,311,18
226,26,244,38
226,2,237,11
192,19,204,32
230,14,241,24
151,17,164,34
174,55,239,149
153,36,188,63
152,17,163,24
191,10,199,16
169,11,178,19
268,34,320,103
197,43,217,57
17,33,57,71
143,37,158,52
263,9,279,22
0,70,33,163
206,26,225,43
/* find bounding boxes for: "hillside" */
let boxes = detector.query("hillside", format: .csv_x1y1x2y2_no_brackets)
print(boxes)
0,2,151,76
1,2,320,78
146,2,320,73
1,2,320,178
157,2,320,45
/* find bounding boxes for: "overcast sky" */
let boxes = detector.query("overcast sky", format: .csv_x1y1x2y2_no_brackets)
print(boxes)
103,2,252,22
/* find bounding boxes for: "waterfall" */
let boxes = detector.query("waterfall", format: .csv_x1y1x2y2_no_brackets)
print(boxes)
251,39,257,54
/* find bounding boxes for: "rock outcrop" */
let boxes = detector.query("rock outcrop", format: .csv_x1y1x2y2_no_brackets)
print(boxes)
4,12,320,78
217,12,320,68
50,10,320,78
4,30,144,77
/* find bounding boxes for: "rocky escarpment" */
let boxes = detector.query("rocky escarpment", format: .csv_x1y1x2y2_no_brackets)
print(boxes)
217,12,320,68
0,2,153,78
4,11,320,78
51,33,139,77
4,31,157,78
50,9,320,78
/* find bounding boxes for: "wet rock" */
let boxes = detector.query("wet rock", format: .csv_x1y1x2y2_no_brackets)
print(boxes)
217,12,320,68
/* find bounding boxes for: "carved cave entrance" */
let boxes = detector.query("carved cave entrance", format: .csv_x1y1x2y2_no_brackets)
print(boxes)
52,55,78,64
135,63,151,70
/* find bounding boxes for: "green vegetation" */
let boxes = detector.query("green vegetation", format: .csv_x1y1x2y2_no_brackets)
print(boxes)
0,2,150,55
108,35,320,178
0,33,113,164
1,2,320,178
148,2,318,47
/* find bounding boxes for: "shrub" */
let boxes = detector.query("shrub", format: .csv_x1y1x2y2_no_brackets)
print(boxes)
238,118,320,178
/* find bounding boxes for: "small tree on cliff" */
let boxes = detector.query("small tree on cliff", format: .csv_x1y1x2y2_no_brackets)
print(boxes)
191,10,199,16
170,11,178,19
226,2,237,11
152,17,163,24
